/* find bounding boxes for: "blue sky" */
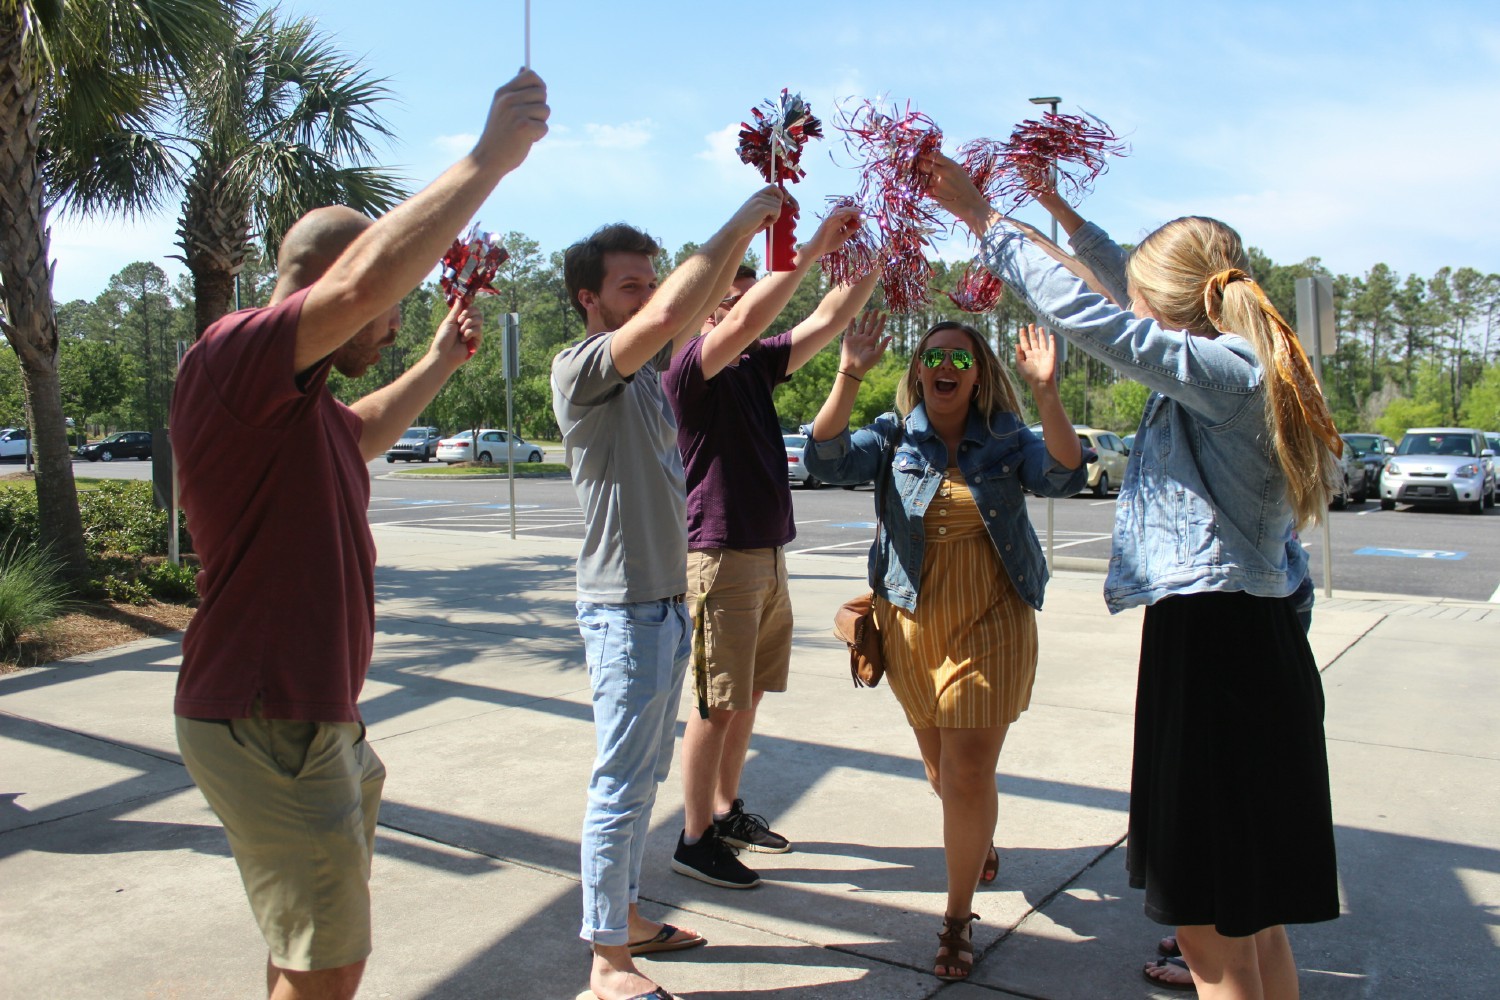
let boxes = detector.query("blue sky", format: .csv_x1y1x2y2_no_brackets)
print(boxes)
48,0,1500,303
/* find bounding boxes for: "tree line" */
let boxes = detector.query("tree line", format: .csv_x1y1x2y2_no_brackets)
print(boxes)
7,239,1498,451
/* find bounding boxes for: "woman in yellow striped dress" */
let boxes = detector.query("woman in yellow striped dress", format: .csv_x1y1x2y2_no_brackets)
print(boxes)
804,319,1086,981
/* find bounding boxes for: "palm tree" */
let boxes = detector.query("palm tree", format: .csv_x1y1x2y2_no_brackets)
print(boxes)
1,0,240,583
174,9,405,336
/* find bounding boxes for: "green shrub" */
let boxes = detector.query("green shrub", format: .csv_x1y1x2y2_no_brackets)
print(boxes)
141,560,199,602
97,572,152,605
77,480,188,556
0,488,41,548
0,537,70,648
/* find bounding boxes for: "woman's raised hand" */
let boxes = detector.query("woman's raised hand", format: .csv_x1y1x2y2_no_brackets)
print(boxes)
839,309,891,377
1015,324,1060,390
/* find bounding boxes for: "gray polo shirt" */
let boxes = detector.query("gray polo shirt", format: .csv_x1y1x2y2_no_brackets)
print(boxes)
551,331,688,603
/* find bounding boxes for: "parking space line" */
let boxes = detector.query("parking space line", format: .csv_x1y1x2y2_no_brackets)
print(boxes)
1490,581,1500,604
788,539,872,555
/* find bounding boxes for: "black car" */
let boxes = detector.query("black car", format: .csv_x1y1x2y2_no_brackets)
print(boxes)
77,431,152,462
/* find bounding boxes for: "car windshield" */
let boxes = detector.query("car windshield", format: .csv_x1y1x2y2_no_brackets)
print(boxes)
400,428,425,439
104,433,127,443
1397,433,1475,457
783,435,807,448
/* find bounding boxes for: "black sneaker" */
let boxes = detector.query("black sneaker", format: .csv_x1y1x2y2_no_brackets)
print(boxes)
715,799,791,854
671,827,761,889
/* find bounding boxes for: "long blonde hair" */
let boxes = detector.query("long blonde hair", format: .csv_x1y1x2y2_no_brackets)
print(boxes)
895,322,1023,423
1127,216,1341,527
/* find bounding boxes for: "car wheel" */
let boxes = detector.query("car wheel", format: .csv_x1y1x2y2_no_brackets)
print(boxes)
529,450,542,462
1352,478,1367,504
1093,471,1110,498
803,474,821,490
386,456,394,464
100,450,114,461
1380,497,1395,511
421,454,431,463
1486,486,1495,509
1332,490,1348,511
479,451,492,464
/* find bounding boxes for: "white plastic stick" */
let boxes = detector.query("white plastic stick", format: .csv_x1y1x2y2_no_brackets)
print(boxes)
524,0,531,67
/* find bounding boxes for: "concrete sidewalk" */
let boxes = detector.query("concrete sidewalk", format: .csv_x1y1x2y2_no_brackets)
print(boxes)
3,525,1498,999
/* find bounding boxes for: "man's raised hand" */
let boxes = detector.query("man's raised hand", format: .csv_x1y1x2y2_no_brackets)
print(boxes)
474,68,550,174
802,204,863,260
730,185,787,239
433,298,484,372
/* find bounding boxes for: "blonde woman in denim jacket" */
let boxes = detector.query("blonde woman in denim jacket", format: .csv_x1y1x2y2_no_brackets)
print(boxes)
926,153,1343,1000
804,319,1085,981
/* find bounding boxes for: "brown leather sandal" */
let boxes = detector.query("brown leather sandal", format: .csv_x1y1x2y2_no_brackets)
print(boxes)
934,912,980,981
978,844,999,885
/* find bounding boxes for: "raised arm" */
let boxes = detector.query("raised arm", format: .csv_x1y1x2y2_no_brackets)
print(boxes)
1014,324,1081,470
696,204,863,378
351,300,481,460
610,186,783,377
922,151,1116,303
293,69,549,374
809,310,890,442
785,270,879,374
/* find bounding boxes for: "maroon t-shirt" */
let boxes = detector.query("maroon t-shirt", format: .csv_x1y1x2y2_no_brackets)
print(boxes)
664,332,795,551
170,289,375,722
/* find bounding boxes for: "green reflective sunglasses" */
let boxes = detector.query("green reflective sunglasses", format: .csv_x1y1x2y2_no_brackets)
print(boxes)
921,347,975,370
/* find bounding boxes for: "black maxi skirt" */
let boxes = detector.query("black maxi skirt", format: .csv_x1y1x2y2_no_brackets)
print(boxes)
1126,590,1340,936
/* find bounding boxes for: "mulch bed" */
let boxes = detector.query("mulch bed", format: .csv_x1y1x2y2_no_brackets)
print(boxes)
2,600,195,674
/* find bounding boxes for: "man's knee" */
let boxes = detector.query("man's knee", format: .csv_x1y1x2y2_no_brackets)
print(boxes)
269,958,367,1000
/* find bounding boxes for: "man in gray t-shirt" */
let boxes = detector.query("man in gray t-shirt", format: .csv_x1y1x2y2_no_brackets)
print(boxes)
550,188,783,1000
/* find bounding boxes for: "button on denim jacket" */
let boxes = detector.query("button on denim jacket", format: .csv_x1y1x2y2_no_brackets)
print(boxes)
804,405,1086,613
979,220,1309,614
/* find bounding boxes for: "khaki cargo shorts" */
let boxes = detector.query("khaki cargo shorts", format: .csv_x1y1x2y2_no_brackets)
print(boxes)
687,546,793,711
176,713,386,971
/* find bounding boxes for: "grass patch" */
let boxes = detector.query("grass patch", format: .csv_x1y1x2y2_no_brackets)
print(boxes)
0,538,70,651
391,462,569,476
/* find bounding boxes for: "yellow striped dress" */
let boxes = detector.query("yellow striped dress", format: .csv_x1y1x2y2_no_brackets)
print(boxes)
874,465,1038,730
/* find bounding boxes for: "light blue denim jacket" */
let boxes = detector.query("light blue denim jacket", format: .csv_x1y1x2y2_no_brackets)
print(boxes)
979,220,1309,614
804,405,1086,612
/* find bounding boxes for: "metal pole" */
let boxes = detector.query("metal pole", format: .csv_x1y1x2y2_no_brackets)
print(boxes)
1311,325,1333,600
1035,96,1062,573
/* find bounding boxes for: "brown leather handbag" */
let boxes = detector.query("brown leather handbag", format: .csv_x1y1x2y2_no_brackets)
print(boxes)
833,591,883,687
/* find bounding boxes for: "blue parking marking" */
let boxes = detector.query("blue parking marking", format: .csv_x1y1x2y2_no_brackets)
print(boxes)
832,521,877,529
1354,547,1466,560
476,503,542,510
392,499,454,506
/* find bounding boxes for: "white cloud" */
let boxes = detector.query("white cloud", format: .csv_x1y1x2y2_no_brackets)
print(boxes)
431,133,478,156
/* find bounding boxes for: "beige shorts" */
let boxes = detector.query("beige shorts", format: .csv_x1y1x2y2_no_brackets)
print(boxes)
687,547,793,711
176,714,386,971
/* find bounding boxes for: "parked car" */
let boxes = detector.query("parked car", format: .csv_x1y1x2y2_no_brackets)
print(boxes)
1331,442,1369,509
76,431,153,462
0,426,30,460
386,426,442,463
784,433,821,489
1380,427,1496,514
1341,432,1395,496
1073,426,1130,497
1121,432,1136,454
435,429,544,464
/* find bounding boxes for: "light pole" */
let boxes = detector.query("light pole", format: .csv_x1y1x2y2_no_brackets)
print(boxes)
1030,96,1064,572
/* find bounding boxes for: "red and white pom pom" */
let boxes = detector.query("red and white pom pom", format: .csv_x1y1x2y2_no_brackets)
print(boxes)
946,262,1005,313
995,112,1128,210
737,89,823,185
439,224,510,305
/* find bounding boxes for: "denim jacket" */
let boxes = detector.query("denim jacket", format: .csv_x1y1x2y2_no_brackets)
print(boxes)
979,220,1309,614
804,405,1086,612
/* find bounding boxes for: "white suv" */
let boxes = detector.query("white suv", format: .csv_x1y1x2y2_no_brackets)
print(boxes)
1380,427,1495,514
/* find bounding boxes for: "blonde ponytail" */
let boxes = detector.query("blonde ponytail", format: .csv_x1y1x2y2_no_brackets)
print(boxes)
1129,218,1342,528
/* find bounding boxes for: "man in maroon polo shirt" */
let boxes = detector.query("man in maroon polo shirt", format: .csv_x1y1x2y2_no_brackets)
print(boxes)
170,69,548,1000
662,208,880,889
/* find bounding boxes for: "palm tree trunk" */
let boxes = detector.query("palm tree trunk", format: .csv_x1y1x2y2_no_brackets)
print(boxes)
0,17,90,582
179,158,251,338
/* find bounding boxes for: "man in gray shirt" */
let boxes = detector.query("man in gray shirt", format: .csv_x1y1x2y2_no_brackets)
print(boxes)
552,186,783,1000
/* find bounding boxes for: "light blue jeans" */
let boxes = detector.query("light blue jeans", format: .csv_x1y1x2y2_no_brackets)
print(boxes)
576,597,691,944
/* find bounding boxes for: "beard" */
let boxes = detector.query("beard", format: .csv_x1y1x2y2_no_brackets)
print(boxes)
598,301,641,333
